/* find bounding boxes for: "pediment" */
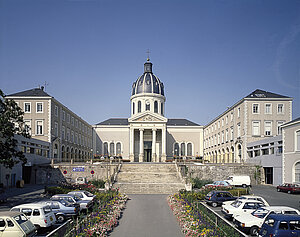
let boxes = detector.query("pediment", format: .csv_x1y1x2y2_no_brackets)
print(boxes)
129,112,167,123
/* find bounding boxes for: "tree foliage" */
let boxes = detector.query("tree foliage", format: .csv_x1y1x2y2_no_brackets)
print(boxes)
0,89,30,168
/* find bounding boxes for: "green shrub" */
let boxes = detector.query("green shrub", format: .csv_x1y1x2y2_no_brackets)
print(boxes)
228,188,249,196
45,186,72,196
89,179,105,188
191,177,213,189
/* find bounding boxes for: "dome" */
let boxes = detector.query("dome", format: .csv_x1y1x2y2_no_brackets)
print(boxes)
131,60,165,96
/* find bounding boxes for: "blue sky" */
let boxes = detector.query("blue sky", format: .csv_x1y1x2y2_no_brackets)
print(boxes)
1,0,299,125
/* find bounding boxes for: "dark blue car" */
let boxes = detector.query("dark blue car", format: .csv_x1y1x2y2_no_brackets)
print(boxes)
259,214,300,237
205,190,236,207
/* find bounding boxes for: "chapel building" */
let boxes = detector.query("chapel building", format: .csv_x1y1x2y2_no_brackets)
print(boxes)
93,59,204,162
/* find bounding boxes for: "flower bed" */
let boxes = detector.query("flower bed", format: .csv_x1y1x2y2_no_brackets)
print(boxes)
168,193,241,237
67,192,128,237
168,193,216,236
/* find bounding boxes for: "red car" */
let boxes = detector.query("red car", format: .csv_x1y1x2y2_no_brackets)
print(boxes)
276,183,300,194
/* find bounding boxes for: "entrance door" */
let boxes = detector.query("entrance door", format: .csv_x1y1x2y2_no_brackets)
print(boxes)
144,141,152,162
264,167,273,184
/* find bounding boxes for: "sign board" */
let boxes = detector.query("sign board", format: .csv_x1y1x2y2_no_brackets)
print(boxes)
72,167,84,172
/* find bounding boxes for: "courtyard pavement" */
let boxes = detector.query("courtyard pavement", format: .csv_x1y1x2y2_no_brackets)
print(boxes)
109,194,184,237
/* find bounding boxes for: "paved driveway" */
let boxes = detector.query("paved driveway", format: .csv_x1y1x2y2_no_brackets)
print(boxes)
109,194,184,237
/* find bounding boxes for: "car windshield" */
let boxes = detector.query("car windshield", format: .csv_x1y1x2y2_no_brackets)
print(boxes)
58,199,72,207
73,195,81,201
251,208,268,218
231,201,242,208
84,191,94,197
43,206,52,214
13,214,28,225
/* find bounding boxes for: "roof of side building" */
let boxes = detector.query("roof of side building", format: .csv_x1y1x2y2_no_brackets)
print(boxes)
6,88,51,97
245,89,290,99
281,117,300,127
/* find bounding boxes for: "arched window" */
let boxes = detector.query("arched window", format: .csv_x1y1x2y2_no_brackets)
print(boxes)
146,101,150,111
161,103,164,115
71,148,74,159
75,149,78,160
116,142,121,156
66,147,70,160
138,101,141,113
132,102,135,114
110,142,115,156
61,146,65,160
187,143,192,156
174,143,179,156
103,142,108,155
180,143,185,156
154,101,158,113
295,162,300,183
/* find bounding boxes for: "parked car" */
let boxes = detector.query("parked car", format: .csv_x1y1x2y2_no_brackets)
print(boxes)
0,188,7,203
258,214,300,237
51,194,93,211
68,191,96,203
75,177,87,185
276,183,300,194
222,195,269,208
205,181,231,187
0,211,37,236
205,191,236,207
222,199,265,220
224,175,251,188
38,199,79,223
234,206,300,236
10,203,56,229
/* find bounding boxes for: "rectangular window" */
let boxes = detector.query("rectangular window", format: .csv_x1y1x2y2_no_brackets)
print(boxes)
54,105,58,117
217,134,220,144
71,131,74,143
218,121,220,128
297,131,300,151
62,126,65,140
54,122,58,136
277,104,284,114
264,121,272,136
225,129,229,142
36,102,43,113
277,121,285,135
24,102,31,113
71,117,74,126
214,135,217,146
62,111,65,121
231,127,234,140
252,121,260,136
237,123,241,137
252,104,259,114
75,133,78,144
221,131,224,143
265,104,271,114
66,128,70,141
67,114,70,123
222,119,224,127
226,116,228,124
75,119,78,128
36,120,43,135
231,112,233,121
237,107,240,118
24,120,31,135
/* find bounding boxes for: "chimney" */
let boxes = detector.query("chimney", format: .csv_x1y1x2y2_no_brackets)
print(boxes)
41,86,44,91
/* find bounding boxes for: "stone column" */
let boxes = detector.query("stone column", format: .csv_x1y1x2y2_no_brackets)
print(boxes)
161,127,166,162
152,129,157,162
139,129,144,162
129,128,134,162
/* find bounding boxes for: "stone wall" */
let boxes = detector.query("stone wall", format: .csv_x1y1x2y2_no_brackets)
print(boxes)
31,163,119,185
181,163,264,185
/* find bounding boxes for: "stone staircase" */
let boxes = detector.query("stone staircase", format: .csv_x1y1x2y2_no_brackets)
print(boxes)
113,163,186,194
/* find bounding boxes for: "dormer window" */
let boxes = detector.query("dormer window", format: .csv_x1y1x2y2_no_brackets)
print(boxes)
145,100,150,111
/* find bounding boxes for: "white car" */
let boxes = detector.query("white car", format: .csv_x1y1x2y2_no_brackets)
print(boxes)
68,191,96,203
10,203,56,228
222,195,269,208
221,199,265,220
233,206,300,236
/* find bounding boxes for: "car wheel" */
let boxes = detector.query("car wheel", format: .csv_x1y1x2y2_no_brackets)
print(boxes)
211,202,218,208
277,188,281,192
288,190,292,194
242,184,247,188
249,226,258,236
56,215,65,223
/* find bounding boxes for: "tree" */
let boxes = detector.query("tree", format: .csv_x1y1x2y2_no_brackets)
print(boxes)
0,89,30,168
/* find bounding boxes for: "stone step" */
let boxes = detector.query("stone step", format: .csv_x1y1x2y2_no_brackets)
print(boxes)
114,183,185,194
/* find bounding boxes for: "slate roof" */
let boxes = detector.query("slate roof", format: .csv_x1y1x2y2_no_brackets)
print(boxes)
7,88,51,97
167,119,200,126
96,118,129,126
97,118,200,126
245,89,290,99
